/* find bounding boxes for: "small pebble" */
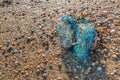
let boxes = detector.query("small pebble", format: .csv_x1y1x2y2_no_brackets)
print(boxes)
9,51,15,55
5,54,9,58
84,67,92,74
58,63,62,71
97,67,102,71
66,70,73,78
97,37,101,40
36,69,40,75
110,29,115,33
4,63,8,67
49,65,53,70
14,61,19,67
91,63,95,66
39,24,44,29
42,73,47,79
14,50,18,53
90,51,94,54
25,72,29,76
7,46,13,52
0,72,2,75
19,50,23,54
27,38,32,43
31,29,35,34
58,76,62,80
42,54,46,58
73,68,77,72
2,50,6,55
0,45,2,49
36,65,40,69
75,76,79,80
41,68,46,74
76,66,81,69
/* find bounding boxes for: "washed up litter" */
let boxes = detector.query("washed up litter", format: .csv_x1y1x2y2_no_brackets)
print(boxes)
57,15,97,64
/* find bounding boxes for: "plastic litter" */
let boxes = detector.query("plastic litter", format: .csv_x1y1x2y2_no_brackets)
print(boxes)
57,15,97,63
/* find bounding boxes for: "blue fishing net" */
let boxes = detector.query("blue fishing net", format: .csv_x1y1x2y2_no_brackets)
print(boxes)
74,23,97,63
57,15,75,48
57,15,97,63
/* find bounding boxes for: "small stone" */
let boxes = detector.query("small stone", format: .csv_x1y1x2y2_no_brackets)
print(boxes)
100,60,106,65
95,61,99,66
4,63,8,67
49,65,53,70
21,70,25,74
31,29,35,34
97,49,101,52
109,77,113,80
27,37,32,43
37,50,42,54
14,61,19,65
112,54,117,58
9,50,15,55
66,70,73,78
42,73,47,79
39,24,44,29
84,67,92,74
42,54,46,58
7,46,13,52
5,41,10,47
76,66,81,69
90,51,94,54
2,50,6,55
36,65,40,69
0,72,2,75
97,67,102,71
19,50,23,54
15,1,19,4
14,50,18,53
5,53,9,58
58,76,62,80
97,37,101,40
0,62,3,65
75,76,79,80
23,66,29,70
36,69,40,75
73,68,77,72
41,68,46,74
117,60,120,63
0,45,2,49
110,29,115,33
91,63,95,66
25,72,29,76
81,12,88,16
14,61,19,68
58,63,62,71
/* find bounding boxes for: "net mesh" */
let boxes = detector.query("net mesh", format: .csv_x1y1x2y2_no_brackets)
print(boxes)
57,15,97,63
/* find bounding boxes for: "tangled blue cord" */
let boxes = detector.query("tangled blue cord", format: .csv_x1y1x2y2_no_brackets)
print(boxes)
57,15,97,64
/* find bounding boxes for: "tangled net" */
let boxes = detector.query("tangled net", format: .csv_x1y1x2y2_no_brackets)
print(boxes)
57,15,97,64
